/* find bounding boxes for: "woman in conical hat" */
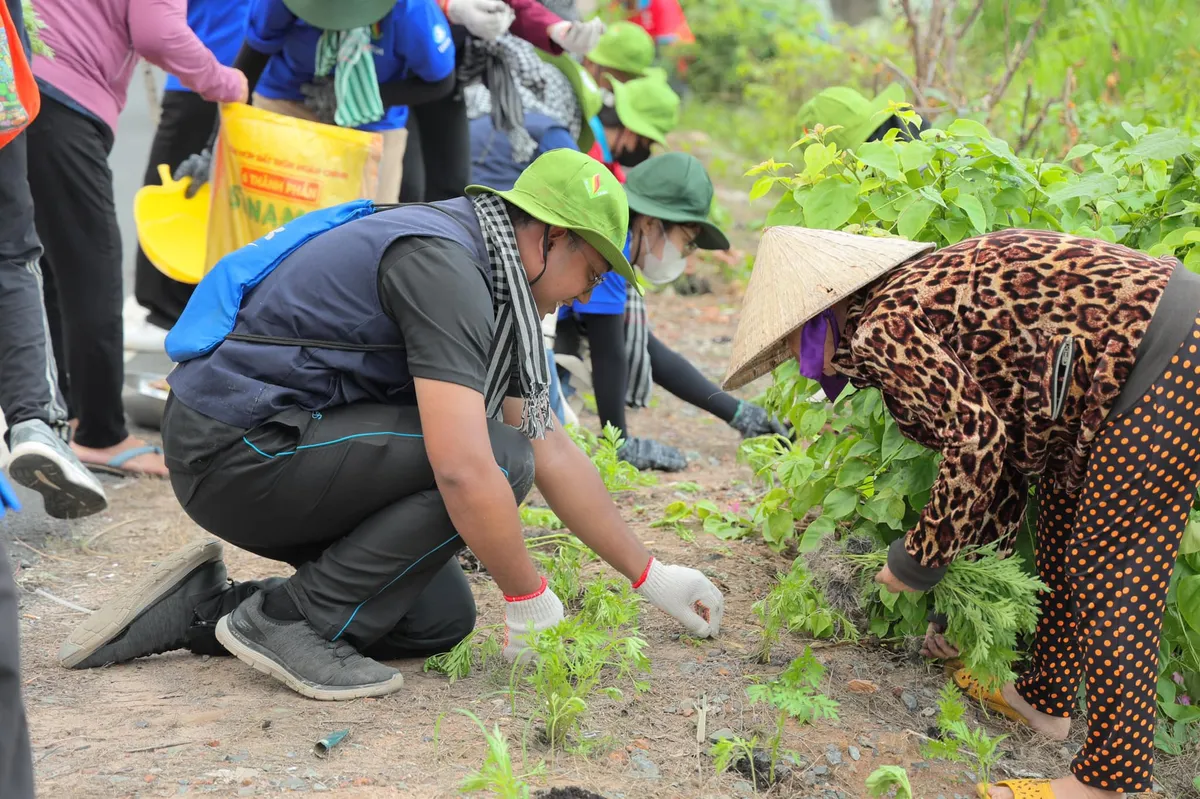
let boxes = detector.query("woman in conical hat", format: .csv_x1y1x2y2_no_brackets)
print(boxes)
724,227,1200,799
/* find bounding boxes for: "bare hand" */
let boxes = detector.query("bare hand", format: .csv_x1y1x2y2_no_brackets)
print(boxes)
920,620,961,659
874,564,920,594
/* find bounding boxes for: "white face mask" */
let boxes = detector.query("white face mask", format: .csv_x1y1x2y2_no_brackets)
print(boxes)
637,226,689,285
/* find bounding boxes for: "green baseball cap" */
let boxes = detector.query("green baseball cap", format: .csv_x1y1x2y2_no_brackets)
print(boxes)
587,21,655,77
610,76,680,146
793,83,906,151
537,52,604,152
282,0,396,30
465,149,640,293
623,153,730,251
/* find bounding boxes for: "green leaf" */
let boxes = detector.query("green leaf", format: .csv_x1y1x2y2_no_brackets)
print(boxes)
1126,130,1192,162
1181,516,1200,555
1063,143,1098,161
882,422,907,463
803,180,860,231
803,142,836,177
837,458,875,488
1048,174,1119,205
866,765,913,799
1193,775,1200,793
749,175,775,201
1177,575,1200,632
848,438,880,459
799,514,836,552
856,141,902,181
823,488,858,519
952,194,988,234
765,191,804,227
946,119,992,139
897,198,937,240
799,406,830,438
869,616,891,637
764,509,796,548
868,191,901,222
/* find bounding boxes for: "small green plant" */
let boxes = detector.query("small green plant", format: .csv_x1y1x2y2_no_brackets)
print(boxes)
519,504,563,531
424,625,503,683
457,710,546,798
567,424,657,493
21,0,53,58
672,481,702,494
754,559,858,662
527,534,594,606
865,765,913,799
577,576,643,631
513,615,650,750
746,647,841,783
653,498,760,541
710,733,761,787
924,682,1008,791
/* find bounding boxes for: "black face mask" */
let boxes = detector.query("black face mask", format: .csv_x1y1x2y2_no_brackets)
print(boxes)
616,143,653,167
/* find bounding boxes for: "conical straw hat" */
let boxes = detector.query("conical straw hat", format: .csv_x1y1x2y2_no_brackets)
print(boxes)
722,227,934,391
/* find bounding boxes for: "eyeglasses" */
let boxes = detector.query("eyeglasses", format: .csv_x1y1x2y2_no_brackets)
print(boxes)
660,220,700,256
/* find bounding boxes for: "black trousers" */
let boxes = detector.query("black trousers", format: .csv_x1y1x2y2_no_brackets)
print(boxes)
0,542,33,799
399,92,471,203
165,399,535,657
134,91,218,331
555,312,629,435
0,129,69,441
25,97,127,449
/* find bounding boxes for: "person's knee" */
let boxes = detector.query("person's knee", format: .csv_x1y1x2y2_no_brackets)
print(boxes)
487,420,535,502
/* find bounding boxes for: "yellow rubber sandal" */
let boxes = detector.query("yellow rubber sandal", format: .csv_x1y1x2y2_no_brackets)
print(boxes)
952,667,1028,724
978,779,1056,798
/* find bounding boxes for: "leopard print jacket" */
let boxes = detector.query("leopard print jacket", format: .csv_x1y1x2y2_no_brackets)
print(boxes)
832,229,1175,569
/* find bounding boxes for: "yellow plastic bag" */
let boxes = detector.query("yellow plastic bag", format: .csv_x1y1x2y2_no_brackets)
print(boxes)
204,102,383,273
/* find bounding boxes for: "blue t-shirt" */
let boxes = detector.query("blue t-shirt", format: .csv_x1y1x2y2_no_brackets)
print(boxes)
468,112,578,192
165,0,249,93
560,231,630,317
245,0,455,132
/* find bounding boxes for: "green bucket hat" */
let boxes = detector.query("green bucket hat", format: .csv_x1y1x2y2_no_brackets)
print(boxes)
587,21,655,77
623,153,730,251
465,149,640,293
282,0,396,30
538,52,604,152
793,83,906,151
610,76,680,146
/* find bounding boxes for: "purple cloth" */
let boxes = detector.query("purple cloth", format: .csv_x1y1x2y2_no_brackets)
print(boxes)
798,308,849,401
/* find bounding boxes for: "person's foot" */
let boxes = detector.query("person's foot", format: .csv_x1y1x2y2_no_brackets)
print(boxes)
215,591,405,701
619,437,688,472
72,434,168,478
997,682,1072,740
60,540,228,668
987,774,1118,798
728,401,789,439
7,419,108,519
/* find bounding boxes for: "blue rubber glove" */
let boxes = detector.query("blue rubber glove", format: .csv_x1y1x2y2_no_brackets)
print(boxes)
0,472,22,518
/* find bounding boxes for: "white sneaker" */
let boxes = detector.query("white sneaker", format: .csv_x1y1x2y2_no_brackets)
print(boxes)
7,420,108,519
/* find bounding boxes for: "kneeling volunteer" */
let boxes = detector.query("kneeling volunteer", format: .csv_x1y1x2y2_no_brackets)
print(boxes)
57,150,723,701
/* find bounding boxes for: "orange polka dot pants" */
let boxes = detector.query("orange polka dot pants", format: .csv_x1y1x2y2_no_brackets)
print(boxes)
1016,317,1200,793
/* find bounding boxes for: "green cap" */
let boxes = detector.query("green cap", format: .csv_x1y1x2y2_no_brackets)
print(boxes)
587,21,655,77
465,149,640,293
281,0,397,30
537,52,604,152
610,76,680,146
623,153,730,251
793,83,906,151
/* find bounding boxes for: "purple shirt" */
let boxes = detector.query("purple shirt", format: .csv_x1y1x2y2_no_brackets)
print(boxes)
32,0,243,134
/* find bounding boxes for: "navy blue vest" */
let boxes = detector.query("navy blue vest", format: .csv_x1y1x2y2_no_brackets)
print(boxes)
168,197,490,429
469,112,567,192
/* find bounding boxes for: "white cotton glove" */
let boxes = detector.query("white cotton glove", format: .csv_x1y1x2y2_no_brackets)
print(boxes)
503,577,565,662
547,18,605,56
447,0,516,41
634,558,724,637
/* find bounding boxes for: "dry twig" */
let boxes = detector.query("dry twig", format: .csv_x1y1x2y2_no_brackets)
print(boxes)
986,0,1049,118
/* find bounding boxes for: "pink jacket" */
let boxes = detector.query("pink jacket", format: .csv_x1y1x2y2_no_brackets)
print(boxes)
32,0,243,134
505,0,563,54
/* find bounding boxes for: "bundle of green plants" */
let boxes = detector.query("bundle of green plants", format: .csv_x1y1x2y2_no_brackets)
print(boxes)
567,424,657,493
848,543,1047,690
424,625,503,683
753,557,857,663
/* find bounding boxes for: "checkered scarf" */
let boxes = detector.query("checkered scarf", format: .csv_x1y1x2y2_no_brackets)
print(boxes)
472,193,554,438
463,35,582,153
459,35,539,162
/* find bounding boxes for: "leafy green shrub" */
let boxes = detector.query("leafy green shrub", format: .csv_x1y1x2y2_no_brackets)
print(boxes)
923,682,1007,791
754,558,857,663
747,647,841,783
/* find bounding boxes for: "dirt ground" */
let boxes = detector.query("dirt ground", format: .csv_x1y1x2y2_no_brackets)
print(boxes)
9,133,1196,798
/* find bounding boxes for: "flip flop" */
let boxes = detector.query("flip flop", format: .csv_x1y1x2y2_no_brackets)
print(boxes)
952,667,1028,724
978,779,1056,798
84,444,166,478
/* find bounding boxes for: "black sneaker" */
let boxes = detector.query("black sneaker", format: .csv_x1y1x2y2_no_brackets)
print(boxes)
59,540,228,668
215,591,405,701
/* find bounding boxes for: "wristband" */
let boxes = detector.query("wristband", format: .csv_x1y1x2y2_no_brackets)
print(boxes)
504,576,548,602
632,557,654,589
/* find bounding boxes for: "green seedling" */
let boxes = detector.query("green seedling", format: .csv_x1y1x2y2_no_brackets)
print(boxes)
528,534,594,606
457,710,546,798
423,625,503,683
710,734,761,788
520,504,563,530
568,423,657,493
754,559,858,663
865,765,913,798
577,576,643,631
923,682,1007,791
746,647,840,783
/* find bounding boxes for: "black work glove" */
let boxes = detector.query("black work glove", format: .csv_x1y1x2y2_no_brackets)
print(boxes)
299,77,337,126
729,401,789,439
619,437,688,472
174,149,213,199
